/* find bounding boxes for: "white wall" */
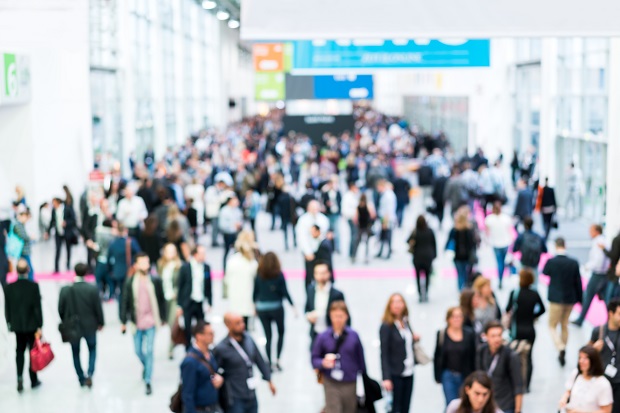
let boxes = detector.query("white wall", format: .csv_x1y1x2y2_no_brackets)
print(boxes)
373,39,515,160
0,2,92,219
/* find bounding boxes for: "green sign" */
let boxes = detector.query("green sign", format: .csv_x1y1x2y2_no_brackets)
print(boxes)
255,72,285,101
4,53,17,97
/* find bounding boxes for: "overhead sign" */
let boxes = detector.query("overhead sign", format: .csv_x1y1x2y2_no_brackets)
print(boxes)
313,75,373,99
283,115,355,145
241,0,620,39
0,53,31,106
292,40,490,71
255,72,285,101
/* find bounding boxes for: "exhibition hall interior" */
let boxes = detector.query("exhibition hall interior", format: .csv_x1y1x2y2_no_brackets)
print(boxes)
1,1,620,412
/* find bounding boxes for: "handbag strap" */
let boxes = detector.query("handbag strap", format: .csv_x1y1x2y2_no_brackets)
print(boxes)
187,351,217,376
333,330,349,355
566,372,581,404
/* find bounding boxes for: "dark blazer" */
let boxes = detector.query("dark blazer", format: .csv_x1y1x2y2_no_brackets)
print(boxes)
409,227,437,266
177,262,213,308
305,284,346,336
514,187,534,219
604,232,620,280
433,327,477,383
542,254,583,304
120,275,167,325
379,321,415,380
59,281,104,335
81,211,98,241
315,238,334,275
541,186,557,210
107,236,141,280
5,278,43,333
321,190,342,215
49,204,78,238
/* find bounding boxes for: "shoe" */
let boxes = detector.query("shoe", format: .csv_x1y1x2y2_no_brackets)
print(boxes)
32,380,42,389
145,384,152,395
85,377,93,388
571,320,583,327
17,380,23,393
559,350,566,367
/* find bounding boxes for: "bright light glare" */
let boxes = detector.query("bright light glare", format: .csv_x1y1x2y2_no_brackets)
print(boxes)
216,10,230,20
202,0,217,10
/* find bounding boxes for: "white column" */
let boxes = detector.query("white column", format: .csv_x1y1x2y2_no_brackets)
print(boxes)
118,0,136,177
538,38,558,185
151,2,167,159
605,38,620,234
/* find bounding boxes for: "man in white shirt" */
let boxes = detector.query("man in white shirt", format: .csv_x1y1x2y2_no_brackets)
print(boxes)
219,197,244,272
573,224,610,327
204,179,234,247
304,262,345,345
484,202,514,289
295,200,330,289
115,183,148,238
376,180,397,259
341,182,360,262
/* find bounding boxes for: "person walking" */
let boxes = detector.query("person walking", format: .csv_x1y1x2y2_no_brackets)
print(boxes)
505,269,546,392
305,261,346,345
447,208,477,291
177,246,213,348
484,202,514,289
513,179,534,231
180,321,225,413
157,243,182,358
213,312,276,413
341,182,360,262
380,293,420,413
116,182,148,238
253,252,295,370
312,301,366,413
58,263,104,388
12,206,35,280
573,224,609,326
225,231,259,326
219,196,244,272
321,175,342,254
407,215,437,302
376,179,397,259
558,346,612,413
46,197,78,273
601,230,620,305
4,259,43,392
434,306,477,407
542,237,583,367
538,177,557,241
295,200,330,289
120,252,167,395
277,187,297,250
476,321,524,413
352,193,375,264
107,224,141,311
512,216,547,287
589,298,620,413
445,371,503,413
472,277,501,337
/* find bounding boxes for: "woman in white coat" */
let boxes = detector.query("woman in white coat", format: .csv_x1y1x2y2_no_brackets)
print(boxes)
225,230,259,326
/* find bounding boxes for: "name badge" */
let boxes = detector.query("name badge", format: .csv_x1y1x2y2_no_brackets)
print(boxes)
331,368,344,381
246,376,257,390
605,364,618,378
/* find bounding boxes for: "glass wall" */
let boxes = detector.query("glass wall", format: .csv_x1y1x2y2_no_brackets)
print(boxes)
513,39,542,152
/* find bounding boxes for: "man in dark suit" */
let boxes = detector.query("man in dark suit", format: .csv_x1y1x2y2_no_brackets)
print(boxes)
58,263,104,388
540,177,557,241
542,237,583,366
177,245,213,348
310,224,334,283
305,261,346,346
107,224,141,316
513,178,534,230
4,259,43,392
46,197,77,273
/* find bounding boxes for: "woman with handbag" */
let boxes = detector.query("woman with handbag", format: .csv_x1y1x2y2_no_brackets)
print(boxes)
505,269,545,392
312,301,366,413
407,215,437,303
558,346,612,413
434,306,477,407
448,208,477,291
158,243,182,359
379,293,421,413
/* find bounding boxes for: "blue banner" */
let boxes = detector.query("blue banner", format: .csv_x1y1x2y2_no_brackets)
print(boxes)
313,75,373,99
292,40,490,71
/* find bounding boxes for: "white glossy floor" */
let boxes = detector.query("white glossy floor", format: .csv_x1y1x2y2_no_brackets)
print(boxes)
0,200,594,413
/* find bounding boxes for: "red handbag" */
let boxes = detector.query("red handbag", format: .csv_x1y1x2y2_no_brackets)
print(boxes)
30,338,55,372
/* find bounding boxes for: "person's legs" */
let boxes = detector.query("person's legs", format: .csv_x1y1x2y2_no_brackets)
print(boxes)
548,303,564,351
391,375,405,413
611,383,620,413
257,310,273,364
386,229,393,257
575,273,606,325
494,247,508,288
324,379,344,413
560,304,573,348
21,255,34,281
413,263,423,297
211,217,219,246
400,375,414,413
15,332,27,381
54,234,62,272
70,336,85,384
340,381,358,413
329,214,340,252
542,213,553,241
441,370,463,406
25,333,38,385
274,307,285,361
246,395,258,413
65,236,72,271
84,332,97,379
282,218,289,250
454,260,468,291
143,327,155,384
347,220,357,259
133,329,146,369
526,337,535,391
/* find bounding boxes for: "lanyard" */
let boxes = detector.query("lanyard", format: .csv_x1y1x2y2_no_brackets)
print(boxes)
487,353,500,376
605,329,620,364
230,337,253,369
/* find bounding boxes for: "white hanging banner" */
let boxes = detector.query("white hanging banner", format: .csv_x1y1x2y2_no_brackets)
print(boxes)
241,0,620,40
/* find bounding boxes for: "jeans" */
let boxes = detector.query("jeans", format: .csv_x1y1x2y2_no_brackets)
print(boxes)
70,332,97,383
257,307,285,363
414,262,432,299
454,260,471,291
347,219,358,258
606,281,620,305
542,213,554,241
229,397,258,413
21,254,34,281
441,370,463,407
133,327,155,384
15,331,38,383
183,300,205,349
391,375,414,413
222,232,238,272
281,218,296,250
576,273,608,324
493,247,509,287
210,217,219,246
328,214,340,252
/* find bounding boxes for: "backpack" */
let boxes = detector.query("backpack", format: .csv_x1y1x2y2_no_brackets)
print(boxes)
520,231,542,267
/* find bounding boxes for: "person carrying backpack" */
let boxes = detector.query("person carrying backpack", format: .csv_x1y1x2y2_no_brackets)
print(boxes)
513,216,547,287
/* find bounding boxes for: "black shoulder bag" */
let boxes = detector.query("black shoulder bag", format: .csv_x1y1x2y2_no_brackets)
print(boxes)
58,287,81,343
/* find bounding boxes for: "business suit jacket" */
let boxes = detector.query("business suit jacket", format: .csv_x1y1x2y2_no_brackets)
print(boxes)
604,232,620,281
177,262,213,308
48,204,77,238
514,187,534,219
380,321,416,380
433,327,477,383
305,283,347,336
59,281,104,335
541,186,557,210
5,278,43,333
542,254,583,304
107,236,141,280
119,275,167,325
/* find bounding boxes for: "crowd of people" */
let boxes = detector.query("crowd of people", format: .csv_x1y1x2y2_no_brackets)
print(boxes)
0,106,618,413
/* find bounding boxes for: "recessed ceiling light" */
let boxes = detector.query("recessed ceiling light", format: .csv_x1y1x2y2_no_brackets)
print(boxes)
202,0,217,9
216,10,230,20
228,20,240,29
